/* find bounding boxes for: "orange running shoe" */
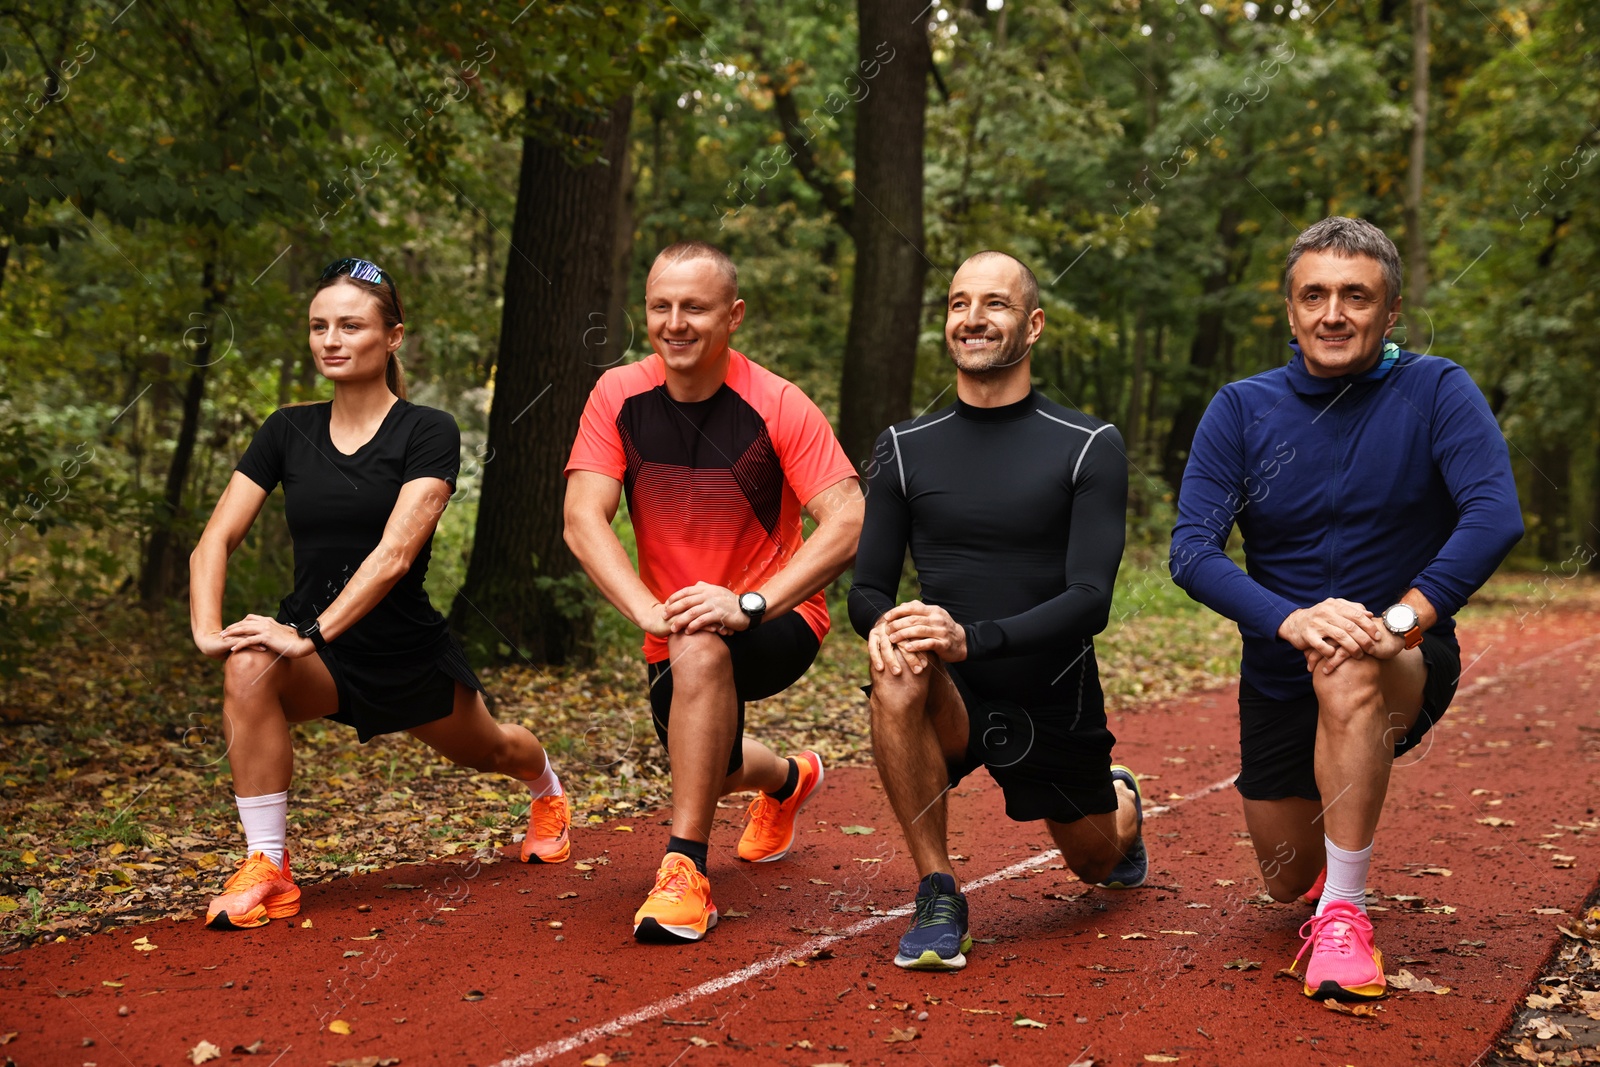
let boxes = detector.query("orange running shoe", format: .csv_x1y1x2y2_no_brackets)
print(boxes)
737,751,824,863
205,852,301,930
633,852,718,944
1300,865,1327,906
520,793,572,864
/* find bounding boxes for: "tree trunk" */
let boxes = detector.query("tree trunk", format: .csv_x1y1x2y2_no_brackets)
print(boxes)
1404,0,1430,310
836,0,932,465
450,95,633,665
140,257,222,605
1163,205,1241,491
1530,445,1570,561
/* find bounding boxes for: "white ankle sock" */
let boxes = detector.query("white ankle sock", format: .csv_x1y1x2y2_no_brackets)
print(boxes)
521,757,563,800
235,791,289,868
1317,836,1372,916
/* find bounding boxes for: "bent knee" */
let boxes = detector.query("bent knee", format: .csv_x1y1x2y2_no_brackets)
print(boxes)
665,631,732,679
1312,658,1382,718
223,649,283,699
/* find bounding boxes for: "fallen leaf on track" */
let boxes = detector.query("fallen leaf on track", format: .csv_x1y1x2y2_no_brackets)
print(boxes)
884,1026,918,1043
330,1058,400,1067
189,1040,222,1064
1323,1001,1380,1018
1145,1056,1181,1063
961,1007,1000,1015
328,1020,352,1035
1013,1017,1047,1029
131,936,156,952
581,1056,611,1067
1160,930,1199,936
840,825,875,835
231,1041,265,1055
1223,959,1261,971
1388,969,1451,994
463,990,486,1001
1120,932,1150,940
1478,817,1514,827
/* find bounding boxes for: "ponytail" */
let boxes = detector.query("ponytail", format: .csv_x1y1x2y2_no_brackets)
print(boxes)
386,352,408,400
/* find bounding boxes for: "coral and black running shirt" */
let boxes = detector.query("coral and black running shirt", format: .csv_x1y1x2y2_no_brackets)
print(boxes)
565,350,857,661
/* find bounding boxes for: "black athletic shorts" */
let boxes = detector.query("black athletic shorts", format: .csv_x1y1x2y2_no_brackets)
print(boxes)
645,612,821,776
945,639,1118,825
1234,631,1461,802
273,607,484,744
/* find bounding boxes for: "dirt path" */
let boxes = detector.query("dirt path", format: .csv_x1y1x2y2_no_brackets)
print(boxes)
4,609,1598,1067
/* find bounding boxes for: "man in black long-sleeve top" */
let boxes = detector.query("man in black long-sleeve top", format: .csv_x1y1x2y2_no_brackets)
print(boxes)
849,251,1144,972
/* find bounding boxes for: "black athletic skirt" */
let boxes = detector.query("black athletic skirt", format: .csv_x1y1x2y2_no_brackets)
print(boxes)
274,607,485,743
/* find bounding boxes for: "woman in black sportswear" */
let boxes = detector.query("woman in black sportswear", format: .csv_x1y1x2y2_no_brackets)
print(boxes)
189,258,570,931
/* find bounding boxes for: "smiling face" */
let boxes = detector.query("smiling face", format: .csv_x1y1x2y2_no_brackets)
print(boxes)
1285,250,1400,378
944,256,1044,376
308,281,402,384
645,255,744,380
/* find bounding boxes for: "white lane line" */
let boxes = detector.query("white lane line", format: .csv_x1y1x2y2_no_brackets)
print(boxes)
492,774,1240,1067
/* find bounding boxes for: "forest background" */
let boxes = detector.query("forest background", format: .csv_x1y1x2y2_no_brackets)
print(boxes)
1,0,1597,942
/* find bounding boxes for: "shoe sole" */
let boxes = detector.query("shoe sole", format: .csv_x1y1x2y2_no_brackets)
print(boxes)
521,836,571,864
1304,978,1388,1001
1303,948,1386,1001
205,890,301,931
894,935,974,971
743,753,825,864
633,912,718,944
1098,765,1147,889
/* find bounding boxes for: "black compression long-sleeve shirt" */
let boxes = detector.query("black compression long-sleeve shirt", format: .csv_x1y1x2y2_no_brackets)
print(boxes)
848,390,1128,695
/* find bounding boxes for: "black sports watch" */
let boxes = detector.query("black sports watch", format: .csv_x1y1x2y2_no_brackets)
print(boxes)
738,592,767,629
295,617,328,652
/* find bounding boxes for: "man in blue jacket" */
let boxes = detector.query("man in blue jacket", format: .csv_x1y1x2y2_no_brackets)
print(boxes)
1170,217,1521,1003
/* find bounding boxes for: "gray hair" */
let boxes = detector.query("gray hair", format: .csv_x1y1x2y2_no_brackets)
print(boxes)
1284,217,1403,305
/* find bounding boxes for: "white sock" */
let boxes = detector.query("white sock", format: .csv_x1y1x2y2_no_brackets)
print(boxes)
235,791,289,868
1317,836,1372,917
521,756,563,800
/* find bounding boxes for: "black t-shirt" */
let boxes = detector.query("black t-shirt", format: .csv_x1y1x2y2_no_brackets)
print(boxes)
847,390,1128,698
234,399,460,658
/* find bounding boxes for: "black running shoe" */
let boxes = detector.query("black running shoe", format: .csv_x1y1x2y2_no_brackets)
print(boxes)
893,872,972,971
1098,764,1148,889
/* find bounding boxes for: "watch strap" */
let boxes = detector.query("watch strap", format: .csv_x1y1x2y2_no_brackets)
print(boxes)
296,618,328,652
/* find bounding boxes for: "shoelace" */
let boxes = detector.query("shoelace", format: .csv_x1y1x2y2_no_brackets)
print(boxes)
745,794,779,832
1292,908,1368,970
650,862,693,904
909,891,964,931
225,854,282,892
529,796,568,838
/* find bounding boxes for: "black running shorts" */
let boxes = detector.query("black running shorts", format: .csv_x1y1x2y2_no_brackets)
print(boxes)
644,612,821,776
945,640,1119,825
1234,631,1461,802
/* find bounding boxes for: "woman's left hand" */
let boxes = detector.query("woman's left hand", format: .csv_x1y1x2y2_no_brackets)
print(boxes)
219,614,316,658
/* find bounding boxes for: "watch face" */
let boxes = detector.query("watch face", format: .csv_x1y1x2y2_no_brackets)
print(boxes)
1384,604,1418,634
740,593,765,614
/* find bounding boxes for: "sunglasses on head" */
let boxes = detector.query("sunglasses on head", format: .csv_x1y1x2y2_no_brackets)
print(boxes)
320,257,404,322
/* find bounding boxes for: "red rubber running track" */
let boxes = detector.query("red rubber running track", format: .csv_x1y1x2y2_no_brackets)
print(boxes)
5,609,1599,1066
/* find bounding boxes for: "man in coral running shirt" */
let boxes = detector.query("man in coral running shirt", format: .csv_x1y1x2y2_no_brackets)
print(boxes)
564,241,863,944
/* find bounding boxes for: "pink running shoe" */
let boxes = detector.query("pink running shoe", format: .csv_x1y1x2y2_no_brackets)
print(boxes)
1294,900,1387,1001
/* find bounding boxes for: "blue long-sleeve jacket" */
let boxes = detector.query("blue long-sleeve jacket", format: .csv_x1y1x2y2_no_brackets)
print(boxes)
1169,345,1523,701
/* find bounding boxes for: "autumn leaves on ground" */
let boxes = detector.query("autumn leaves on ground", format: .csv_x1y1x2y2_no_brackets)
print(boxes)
0,568,1591,960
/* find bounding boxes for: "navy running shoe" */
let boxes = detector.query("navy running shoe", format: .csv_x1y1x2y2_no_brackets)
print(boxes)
1098,764,1148,889
893,872,972,971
